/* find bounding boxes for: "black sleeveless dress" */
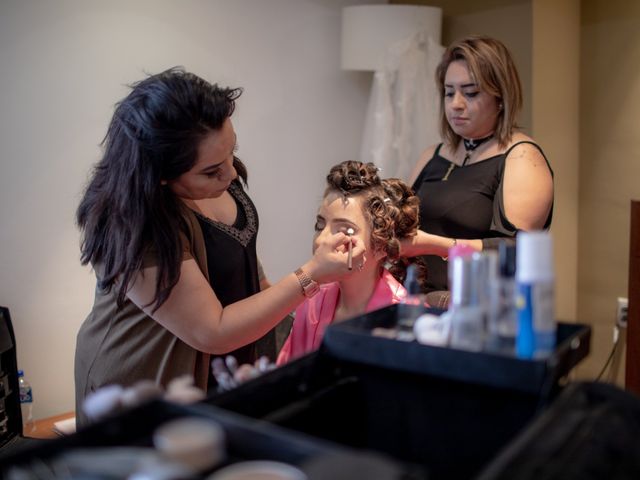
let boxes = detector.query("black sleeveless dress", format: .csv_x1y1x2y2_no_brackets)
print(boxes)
411,141,553,292
193,181,276,382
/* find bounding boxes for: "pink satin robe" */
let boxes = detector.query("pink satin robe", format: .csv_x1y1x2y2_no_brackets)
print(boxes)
277,269,407,365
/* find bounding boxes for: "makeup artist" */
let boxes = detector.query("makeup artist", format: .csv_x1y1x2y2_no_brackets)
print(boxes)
74,68,364,425
402,35,554,303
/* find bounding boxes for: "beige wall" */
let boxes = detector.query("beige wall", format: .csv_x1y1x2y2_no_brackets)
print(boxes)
531,0,580,324
577,0,640,383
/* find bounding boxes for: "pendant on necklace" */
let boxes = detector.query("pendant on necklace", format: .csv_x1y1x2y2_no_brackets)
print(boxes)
441,162,456,181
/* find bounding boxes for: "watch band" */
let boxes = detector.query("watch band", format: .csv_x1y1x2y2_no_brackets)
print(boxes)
295,268,320,298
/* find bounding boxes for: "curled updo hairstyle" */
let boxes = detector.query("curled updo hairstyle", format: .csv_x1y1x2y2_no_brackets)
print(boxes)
436,35,523,148
325,161,427,286
77,67,245,311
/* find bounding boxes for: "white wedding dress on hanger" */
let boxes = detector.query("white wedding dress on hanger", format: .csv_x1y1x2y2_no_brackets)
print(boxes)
360,31,444,182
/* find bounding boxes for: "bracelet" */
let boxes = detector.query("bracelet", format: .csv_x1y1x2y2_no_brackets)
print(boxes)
294,268,320,298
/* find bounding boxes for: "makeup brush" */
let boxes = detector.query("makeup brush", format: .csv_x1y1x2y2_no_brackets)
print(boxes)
347,227,354,270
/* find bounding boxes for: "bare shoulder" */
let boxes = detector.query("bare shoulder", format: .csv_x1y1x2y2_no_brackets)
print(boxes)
504,133,549,170
502,133,553,230
407,143,440,185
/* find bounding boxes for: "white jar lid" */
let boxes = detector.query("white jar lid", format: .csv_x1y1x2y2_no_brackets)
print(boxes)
153,417,226,472
207,460,307,480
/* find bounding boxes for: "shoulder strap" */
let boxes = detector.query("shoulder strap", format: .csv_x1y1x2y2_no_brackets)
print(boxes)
504,141,551,171
411,143,444,191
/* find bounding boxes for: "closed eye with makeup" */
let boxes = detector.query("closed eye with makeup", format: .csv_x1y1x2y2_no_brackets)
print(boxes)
312,191,371,261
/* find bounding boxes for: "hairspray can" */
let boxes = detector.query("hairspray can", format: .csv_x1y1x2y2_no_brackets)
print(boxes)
515,231,556,358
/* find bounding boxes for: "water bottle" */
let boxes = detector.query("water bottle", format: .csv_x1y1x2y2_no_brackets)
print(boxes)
516,231,556,359
18,370,35,433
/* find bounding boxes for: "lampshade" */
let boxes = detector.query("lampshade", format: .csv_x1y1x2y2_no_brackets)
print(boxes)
341,4,442,71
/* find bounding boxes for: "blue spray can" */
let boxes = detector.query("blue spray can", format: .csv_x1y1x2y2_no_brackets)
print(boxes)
516,231,556,358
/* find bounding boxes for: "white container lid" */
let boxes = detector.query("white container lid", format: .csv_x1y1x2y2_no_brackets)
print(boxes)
516,231,554,282
207,460,307,480
153,417,226,472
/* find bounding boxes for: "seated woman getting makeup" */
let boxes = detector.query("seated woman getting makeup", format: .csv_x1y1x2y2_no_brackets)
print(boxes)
277,161,426,365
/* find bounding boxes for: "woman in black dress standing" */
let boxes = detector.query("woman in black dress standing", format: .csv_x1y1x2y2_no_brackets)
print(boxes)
403,36,554,301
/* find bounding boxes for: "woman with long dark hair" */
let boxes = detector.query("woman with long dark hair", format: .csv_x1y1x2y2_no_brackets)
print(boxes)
74,68,363,425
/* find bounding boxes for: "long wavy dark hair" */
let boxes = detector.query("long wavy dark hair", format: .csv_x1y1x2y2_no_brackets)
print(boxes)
77,67,246,311
325,161,427,288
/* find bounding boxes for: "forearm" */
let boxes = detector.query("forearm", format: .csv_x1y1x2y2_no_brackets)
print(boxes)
213,251,352,353
401,230,482,258
130,261,305,355
215,271,304,353
212,255,332,353
132,233,361,355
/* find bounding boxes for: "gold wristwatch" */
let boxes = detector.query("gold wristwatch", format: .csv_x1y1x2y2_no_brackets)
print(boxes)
295,268,319,298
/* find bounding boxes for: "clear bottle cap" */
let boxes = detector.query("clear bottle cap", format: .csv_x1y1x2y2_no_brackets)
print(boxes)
516,231,554,282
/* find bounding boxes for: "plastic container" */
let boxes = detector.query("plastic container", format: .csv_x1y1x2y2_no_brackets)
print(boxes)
447,253,486,351
17,370,34,434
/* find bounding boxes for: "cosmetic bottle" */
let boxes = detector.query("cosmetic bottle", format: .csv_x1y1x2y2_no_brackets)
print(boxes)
486,242,517,354
396,264,425,340
448,253,485,351
515,231,556,358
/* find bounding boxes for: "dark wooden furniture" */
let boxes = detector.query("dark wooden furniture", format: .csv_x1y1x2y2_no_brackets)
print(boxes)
626,200,640,395
0,307,22,447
